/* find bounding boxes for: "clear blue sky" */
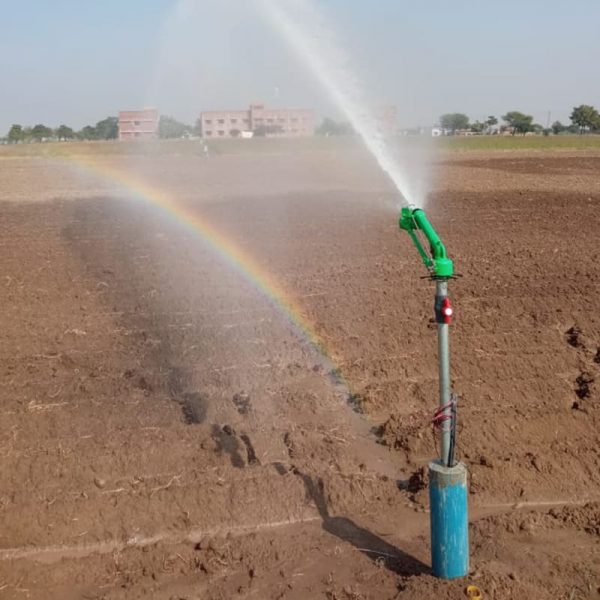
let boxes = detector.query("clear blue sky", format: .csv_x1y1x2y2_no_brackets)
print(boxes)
1,0,599,133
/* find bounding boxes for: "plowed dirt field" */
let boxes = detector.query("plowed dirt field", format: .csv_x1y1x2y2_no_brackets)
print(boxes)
1,143,599,599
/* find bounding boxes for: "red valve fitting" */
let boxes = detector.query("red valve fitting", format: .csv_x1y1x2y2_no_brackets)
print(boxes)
441,297,453,324
435,296,453,325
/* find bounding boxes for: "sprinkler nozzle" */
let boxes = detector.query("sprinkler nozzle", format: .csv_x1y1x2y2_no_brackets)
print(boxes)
399,207,453,278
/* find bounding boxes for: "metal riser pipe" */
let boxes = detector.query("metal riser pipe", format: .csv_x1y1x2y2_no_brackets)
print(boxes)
436,279,451,466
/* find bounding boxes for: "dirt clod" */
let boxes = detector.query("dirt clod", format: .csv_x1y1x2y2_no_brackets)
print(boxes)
566,326,583,348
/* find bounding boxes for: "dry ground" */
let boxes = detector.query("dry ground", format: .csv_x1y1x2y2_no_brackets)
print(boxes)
0,141,599,599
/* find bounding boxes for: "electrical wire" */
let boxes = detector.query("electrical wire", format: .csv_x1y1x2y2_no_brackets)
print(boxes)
431,394,458,467
447,393,457,467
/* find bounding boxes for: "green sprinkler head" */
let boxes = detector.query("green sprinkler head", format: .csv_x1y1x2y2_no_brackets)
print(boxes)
399,207,454,278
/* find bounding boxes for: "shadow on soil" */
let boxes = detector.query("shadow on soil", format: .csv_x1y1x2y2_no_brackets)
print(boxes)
62,198,210,425
276,464,428,577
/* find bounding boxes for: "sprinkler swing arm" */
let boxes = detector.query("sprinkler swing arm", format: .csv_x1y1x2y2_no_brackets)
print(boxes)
399,207,453,278
398,205,468,580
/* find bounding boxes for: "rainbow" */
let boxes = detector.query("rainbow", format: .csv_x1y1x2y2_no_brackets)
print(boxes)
58,153,353,399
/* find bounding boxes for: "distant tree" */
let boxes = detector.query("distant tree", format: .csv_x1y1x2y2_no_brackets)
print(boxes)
566,124,580,134
485,116,498,134
95,116,118,140
470,120,485,133
439,113,469,133
78,125,97,140
7,124,24,144
340,122,354,135
316,118,353,136
193,118,203,137
551,121,565,135
30,124,53,142
158,115,191,139
56,124,75,141
570,104,600,134
502,111,534,135
316,118,334,135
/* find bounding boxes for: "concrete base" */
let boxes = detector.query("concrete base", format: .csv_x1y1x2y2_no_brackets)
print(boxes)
429,460,469,579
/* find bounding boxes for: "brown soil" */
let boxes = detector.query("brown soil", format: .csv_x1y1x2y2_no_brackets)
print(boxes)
0,146,599,599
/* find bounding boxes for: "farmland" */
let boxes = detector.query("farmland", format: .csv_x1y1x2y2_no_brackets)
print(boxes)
0,140,599,598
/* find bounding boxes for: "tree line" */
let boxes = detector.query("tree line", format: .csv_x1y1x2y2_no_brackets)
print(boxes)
315,104,600,137
4,115,198,143
439,104,600,136
6,104,600,142
6,117,119,143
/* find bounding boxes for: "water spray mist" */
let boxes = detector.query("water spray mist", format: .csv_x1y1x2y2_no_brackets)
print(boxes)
255,0,426,207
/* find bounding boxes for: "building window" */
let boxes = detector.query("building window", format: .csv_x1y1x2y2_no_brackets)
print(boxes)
291,118,298,123
205,131,212,137
134,121,141,126
218,119,225,124
205,119,212,125
218,130,225,136
267,118,274,124
231,119,237,124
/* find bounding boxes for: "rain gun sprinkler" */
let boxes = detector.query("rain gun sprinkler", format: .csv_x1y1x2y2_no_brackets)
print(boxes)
399,206,469,580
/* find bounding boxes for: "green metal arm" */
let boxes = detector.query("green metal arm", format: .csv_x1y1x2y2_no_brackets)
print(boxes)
399,207,454,278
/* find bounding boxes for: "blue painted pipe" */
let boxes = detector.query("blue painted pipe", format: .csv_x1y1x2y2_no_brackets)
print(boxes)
429,460,469,579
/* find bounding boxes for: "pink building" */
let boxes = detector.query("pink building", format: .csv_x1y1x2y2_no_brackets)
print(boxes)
118,108,159,141
200,103,315,138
